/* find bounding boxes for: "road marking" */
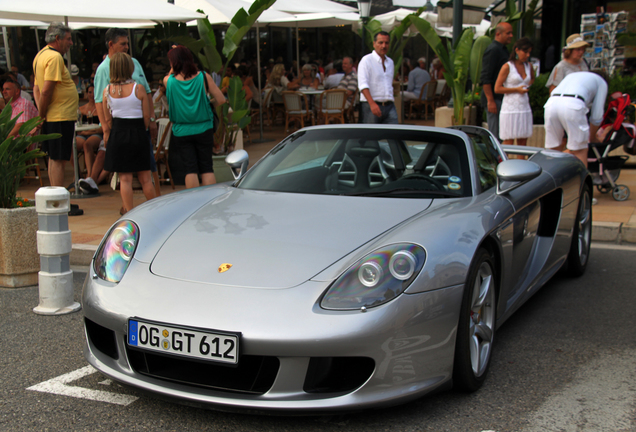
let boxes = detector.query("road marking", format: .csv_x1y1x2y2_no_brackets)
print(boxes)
592,243,636,252
27,365,138,406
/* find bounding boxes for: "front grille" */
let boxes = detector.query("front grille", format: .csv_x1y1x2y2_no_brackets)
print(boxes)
85,318,119,360
125,346,279,395
304,357,375,394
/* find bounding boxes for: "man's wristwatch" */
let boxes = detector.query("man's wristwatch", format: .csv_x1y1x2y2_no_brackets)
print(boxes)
150,117,156,122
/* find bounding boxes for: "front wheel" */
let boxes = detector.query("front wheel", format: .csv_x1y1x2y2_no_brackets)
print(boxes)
566,184,592,277
453,248,497,392
612,185,630,201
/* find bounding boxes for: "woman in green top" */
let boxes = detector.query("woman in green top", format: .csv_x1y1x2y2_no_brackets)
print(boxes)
164,46,226,189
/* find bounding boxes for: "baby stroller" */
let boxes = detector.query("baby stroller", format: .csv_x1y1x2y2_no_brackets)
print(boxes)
588,93,636,201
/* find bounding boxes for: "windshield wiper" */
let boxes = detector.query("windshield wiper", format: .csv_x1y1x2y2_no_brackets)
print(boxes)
344,188,461,198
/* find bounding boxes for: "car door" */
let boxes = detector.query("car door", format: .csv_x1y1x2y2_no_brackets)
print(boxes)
453,126,553,317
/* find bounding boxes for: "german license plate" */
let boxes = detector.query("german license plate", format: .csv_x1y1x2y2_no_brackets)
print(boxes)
127,319,239,365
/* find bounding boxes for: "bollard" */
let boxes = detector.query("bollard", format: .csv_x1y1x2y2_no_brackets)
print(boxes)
33,187,81,315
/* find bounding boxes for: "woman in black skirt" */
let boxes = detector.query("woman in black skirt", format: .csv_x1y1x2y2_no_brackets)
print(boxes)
102,52,156,213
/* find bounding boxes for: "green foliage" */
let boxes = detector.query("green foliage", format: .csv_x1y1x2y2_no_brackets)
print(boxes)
528,72,550,124
222,77,252,150
0,105,58,208
411,17,483,125
608,73,636,102
362,7,426,76
156,0,275,153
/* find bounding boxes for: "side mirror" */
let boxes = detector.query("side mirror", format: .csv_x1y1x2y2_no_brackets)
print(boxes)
496,159,542,195
225,149,249,180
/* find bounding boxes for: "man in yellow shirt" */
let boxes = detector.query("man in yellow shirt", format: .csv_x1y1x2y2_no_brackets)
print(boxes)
33,22,79,187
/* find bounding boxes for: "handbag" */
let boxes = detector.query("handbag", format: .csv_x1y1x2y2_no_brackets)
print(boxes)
203,71,220,134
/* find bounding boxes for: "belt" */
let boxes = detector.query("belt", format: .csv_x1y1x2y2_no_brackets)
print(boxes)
552,93,585,102
372,100,393,106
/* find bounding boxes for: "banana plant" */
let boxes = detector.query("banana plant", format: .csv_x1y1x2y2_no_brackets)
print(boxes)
468,35,493,108
361,7,426,76
222,76,251,152
155,0,275,153
411,16,479,125
0,105,55,208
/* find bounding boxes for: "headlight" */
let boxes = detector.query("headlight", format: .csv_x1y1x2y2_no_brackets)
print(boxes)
321,244,426,310
93,220,139,283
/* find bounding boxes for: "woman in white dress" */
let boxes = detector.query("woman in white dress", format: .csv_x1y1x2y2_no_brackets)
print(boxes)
495,37,535,147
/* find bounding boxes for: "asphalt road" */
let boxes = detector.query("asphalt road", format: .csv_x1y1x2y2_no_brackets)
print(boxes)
1,245,635,432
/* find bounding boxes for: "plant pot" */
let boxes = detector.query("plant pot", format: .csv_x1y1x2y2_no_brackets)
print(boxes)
0,206,39,287
434,106,477,127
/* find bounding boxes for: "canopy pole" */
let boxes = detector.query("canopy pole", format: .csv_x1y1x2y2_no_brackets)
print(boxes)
2,27,11,70
34,27,41,52
453,0,463,46
257,23,264,141
296,21,300,78
64,16,72,70
128,28,134,57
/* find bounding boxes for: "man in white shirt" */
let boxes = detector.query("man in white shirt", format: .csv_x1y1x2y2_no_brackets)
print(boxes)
544,71,608,168
358,31,397,124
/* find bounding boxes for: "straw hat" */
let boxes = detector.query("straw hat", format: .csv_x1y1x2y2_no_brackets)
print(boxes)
70,64,80,76
564,34,589,50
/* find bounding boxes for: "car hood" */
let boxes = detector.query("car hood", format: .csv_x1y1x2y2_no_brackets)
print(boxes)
151,189,430,289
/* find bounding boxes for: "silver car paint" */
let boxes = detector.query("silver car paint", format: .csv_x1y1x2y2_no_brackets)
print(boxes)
83,125,591,412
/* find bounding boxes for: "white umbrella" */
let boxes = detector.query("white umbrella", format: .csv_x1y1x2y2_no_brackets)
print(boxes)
177,0,293,25
0,0,205,23
352,8,491,38
267,0,357,14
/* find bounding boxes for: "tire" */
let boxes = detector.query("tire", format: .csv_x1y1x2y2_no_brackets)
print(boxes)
567,184,592,277
453,248,497,392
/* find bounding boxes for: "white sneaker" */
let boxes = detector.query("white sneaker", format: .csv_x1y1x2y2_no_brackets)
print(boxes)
79,178,99,195
592,198,598,205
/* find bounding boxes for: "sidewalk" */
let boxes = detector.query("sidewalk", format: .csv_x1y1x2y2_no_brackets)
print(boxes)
15,119,636,265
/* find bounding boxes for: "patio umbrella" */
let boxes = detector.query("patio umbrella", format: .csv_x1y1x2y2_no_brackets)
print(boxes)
0,0,205,23
0,0,204,70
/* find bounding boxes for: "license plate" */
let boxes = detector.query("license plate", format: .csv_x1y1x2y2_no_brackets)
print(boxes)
127,319,239,365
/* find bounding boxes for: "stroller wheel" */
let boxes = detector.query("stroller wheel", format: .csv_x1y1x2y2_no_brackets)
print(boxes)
612,185,630,201
597,185,611,194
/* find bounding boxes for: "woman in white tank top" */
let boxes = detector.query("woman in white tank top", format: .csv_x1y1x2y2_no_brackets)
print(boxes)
101,52,156,213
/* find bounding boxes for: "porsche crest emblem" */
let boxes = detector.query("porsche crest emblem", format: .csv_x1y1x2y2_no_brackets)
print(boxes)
218,263,233,273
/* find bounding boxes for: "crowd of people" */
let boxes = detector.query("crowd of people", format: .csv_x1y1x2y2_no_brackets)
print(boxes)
482,23,607,173
2,22,611,215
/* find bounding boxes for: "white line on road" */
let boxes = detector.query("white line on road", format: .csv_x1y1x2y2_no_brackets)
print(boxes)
27,365,138,406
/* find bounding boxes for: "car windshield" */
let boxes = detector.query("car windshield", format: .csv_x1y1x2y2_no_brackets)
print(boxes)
236,128,472,198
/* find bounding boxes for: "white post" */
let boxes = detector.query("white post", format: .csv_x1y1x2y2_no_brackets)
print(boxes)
33,187,81,315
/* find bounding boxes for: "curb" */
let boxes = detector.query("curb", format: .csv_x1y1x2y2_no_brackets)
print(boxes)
71,244,97,267
592,222,636,244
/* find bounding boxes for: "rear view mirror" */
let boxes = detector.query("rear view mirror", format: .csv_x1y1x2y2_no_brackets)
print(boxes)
225,150,249,180
496,159,542,194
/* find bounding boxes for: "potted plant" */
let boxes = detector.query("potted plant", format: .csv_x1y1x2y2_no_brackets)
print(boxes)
411,17,491,126
0,104,58,287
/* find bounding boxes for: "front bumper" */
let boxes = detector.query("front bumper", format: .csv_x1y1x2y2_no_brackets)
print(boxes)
82,260,464,412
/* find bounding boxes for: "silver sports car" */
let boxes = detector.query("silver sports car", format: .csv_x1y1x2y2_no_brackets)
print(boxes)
83,125,592,413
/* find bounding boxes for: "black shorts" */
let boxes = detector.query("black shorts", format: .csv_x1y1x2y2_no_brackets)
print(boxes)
41,120,75,161
172,128,215,175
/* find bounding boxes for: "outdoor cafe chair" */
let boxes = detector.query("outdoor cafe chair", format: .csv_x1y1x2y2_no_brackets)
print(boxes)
282,91,315,132
317,88,347,124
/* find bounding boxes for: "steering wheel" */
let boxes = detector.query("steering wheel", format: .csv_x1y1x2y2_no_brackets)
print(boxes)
400,173,445,191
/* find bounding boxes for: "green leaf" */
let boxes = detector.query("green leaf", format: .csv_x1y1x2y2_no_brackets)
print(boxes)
470,36,492,88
